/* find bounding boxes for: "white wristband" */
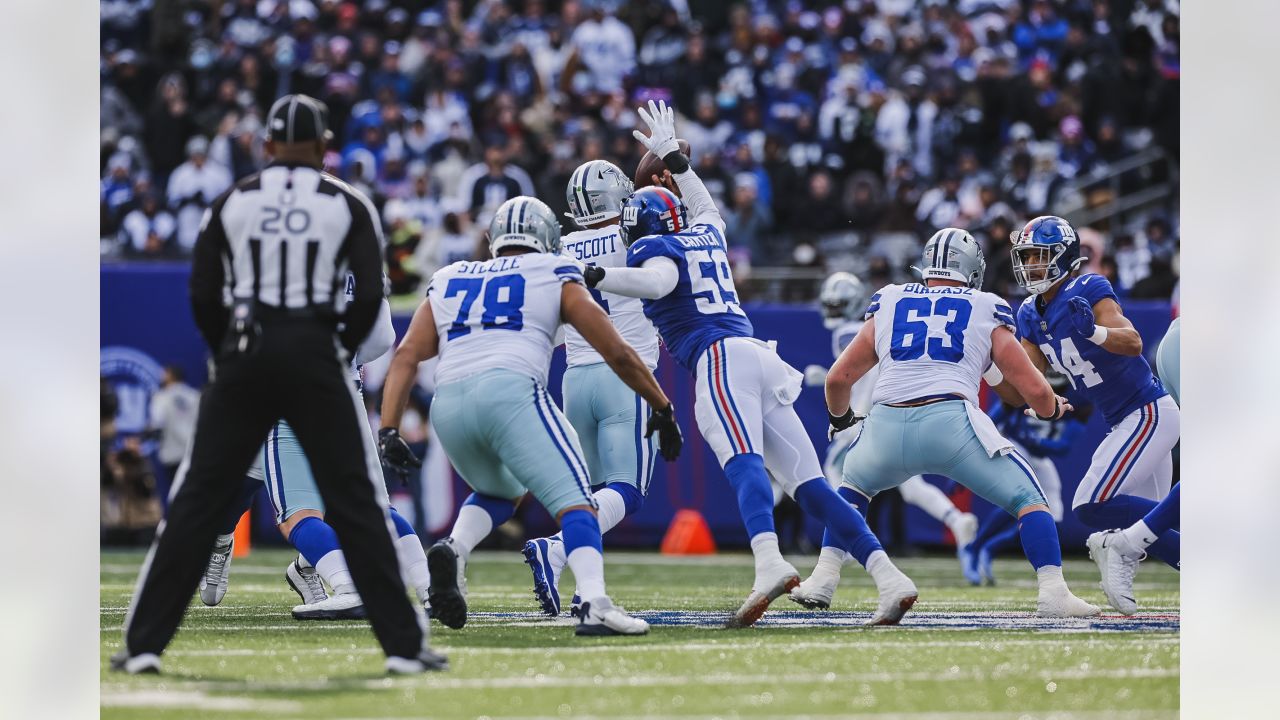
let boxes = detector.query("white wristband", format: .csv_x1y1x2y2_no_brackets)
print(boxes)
1088,326,1109,345
982,364,1004,386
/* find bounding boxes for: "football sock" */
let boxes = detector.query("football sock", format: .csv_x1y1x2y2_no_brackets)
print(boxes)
795,478,883,567
972,507,1017,549
389,509,430,603
594,484,637,534
1016,510,1062,570
897,476,958,524
1035,564,1069,593
560,509,605,601
1128,484,1180,540
450,493,516,558
287,517,355,596
812,546,850,576
723,454,776,538
1076,495,1180,569
820,486,870,552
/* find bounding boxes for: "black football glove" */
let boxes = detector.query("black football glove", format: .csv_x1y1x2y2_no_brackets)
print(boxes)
378,427,422,482
583,265,606,288
645,402,683,461
827,408,865,441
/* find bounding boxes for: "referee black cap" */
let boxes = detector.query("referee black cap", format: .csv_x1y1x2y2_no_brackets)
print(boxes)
266,94,333,144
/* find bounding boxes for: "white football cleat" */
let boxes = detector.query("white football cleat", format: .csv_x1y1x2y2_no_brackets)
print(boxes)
109,651,161,675
199,534,235,606
949,511,979,549
1087,529,1144,615
866,566,918,626
575,596,649,636
285,556,328,605
292,592,366,621
386,648,449,674
789,571,840,610
1036,588,1101,618
727,560,800,628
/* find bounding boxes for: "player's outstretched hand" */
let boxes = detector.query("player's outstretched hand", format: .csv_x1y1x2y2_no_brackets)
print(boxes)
646,402,683,461
378,427,422,482
1024,395,1074,421
633,99,680,158
1067,297,1096,337
827,408,865,441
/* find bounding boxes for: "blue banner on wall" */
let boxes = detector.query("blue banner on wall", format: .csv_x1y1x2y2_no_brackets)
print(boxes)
101,263,1175,551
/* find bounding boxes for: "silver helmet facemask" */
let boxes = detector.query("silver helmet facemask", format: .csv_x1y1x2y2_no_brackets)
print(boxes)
565,159,634,227
488,196,563,256
818,271,868,330
912,228,987,289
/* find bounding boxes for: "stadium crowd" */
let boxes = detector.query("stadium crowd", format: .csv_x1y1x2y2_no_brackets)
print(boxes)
100,0,1179,303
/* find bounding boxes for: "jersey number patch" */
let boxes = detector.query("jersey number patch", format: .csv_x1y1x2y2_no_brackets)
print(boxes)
889,296,971,363
687,248,743,316
1039,339,1103,389
444,275,525,340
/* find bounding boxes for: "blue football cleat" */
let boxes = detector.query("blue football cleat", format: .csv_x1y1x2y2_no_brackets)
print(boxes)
977,546,996,586
521,538,562,616
959,542,982,586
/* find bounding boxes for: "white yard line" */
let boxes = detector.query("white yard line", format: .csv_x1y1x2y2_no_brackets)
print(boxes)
100,689,302,712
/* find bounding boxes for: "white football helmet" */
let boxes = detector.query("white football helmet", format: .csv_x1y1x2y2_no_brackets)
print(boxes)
564,159,634,227
913,228,987,289
488,196,562,256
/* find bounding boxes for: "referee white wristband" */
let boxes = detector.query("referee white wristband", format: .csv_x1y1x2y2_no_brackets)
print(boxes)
1087,326,1109,345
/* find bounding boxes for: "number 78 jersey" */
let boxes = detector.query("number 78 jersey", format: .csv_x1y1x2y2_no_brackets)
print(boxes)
427,253,584,387
626,224,753,371
867,283,1015,405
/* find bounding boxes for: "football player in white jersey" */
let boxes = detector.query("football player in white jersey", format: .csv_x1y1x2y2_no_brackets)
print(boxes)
520,160,661,618
581,101,919,627
378,196,683,636
820,228,1098,617
794,272,979,607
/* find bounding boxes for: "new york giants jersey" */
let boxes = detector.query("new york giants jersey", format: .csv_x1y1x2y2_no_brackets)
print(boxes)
428,253,584,387
1016,273,1165,427
867,283,1015,405
562,225,659,369
626,224,753,371
832,319,879,415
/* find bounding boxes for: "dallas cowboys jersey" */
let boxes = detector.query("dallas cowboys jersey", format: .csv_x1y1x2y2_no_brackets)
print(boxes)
562,225,659,369
626,224,753,371
428,253,584,387
1016,273,1166,427
867,283,1015,405
832,318,878,415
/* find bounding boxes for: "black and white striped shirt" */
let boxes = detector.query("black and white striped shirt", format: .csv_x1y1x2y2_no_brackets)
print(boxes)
189,161,384,353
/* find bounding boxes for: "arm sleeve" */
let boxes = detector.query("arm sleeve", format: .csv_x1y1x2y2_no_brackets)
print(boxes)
355,298,396,366
338,191,386,353
671,168,725,235
594,257,679,299
188,192,233,352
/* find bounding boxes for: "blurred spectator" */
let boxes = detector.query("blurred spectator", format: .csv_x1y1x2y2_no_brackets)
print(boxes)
723,173,774,265
1130,254,1178,300
916,172,964,231
454,144,535,224
148,365,200,505
1113,233,1151,291
166,136,233,252
1056,115,1096,180
145,74,198,182
563,3,635,94
119,192,177,259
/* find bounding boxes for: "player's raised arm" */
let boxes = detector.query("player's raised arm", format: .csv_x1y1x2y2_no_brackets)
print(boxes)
633,100,724,233
1070,297,1143,356
561,281,682,460
992,326,1069,420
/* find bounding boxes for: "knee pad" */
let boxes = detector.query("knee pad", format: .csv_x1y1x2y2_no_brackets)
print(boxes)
604,482,644,516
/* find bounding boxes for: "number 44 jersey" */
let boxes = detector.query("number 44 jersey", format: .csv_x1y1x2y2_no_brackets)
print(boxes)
867,283,1015,405
1016,273,1165,427
427,253,584,387
626,223,753,371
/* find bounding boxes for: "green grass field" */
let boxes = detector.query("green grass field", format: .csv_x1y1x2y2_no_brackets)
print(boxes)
101,548,1179,719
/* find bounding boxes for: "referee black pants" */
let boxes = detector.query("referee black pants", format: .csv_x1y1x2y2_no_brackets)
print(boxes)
123,318,424,660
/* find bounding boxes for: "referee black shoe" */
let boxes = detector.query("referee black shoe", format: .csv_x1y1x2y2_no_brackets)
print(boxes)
109,650,161,675
385,647,450,674
426,538,468,629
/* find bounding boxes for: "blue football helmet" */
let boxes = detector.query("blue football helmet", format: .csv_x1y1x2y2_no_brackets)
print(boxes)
1010,215,1087,295
619,186,688,246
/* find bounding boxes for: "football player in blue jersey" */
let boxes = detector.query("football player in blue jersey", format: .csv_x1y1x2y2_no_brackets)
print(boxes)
1087,317,1180,613
580,100,918,627
1011,216,1180,573
967,378,1089,585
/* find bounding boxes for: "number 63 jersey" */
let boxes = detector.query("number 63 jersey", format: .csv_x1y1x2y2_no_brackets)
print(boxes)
427,253,584,387
626,223,753,371
867,283,1015,405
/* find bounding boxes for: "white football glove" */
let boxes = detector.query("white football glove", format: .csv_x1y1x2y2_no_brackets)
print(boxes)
632,99,680,158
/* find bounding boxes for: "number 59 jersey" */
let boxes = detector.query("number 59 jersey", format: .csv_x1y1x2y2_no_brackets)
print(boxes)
428,253,584,387
626,224,753,371
867,283,1015,405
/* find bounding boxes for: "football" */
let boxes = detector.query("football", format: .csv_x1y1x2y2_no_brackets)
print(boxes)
634,138,692,187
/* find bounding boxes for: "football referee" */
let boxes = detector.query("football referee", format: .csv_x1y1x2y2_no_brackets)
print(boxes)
112,94,445,675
